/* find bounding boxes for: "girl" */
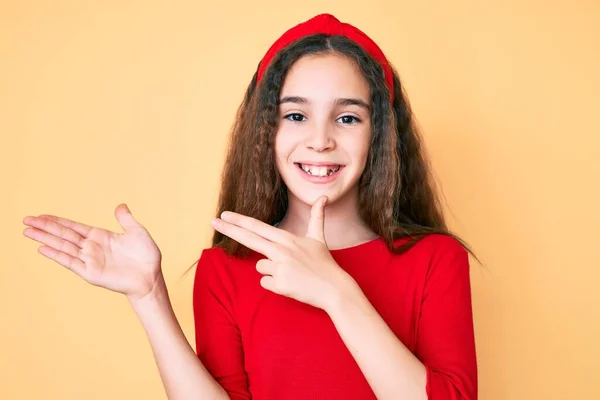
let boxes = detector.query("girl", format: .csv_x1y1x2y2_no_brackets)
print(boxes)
23,13,477,400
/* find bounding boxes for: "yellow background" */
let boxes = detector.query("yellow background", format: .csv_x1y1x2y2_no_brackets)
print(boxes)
2,1,599,399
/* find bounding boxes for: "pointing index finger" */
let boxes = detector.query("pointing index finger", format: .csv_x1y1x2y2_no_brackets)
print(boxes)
220,211,292,245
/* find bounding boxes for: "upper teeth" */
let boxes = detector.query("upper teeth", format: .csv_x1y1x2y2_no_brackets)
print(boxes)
300,164,341,176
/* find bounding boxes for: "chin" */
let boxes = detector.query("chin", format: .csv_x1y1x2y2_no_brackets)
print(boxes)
287,185,345,207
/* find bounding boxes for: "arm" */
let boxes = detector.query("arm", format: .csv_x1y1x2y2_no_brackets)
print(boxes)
326,279,428,400
21,208,234,399
192,249,251,400
128,273,230,400
326,248,477,400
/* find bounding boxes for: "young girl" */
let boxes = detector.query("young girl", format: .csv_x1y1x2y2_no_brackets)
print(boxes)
23,13,477,400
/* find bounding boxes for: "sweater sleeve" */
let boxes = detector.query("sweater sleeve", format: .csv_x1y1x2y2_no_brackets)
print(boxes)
193,249,251,400
416,245,478,399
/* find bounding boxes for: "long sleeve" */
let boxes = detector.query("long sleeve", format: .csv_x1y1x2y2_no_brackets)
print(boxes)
416,246,478,399
193,249,251,400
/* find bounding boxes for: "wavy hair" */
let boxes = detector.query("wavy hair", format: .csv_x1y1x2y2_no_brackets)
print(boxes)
185,34,477,274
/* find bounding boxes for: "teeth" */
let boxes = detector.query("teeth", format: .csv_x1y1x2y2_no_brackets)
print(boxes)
299,164,341,177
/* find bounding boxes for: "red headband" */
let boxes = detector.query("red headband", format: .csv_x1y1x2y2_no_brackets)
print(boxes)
257,13,395,102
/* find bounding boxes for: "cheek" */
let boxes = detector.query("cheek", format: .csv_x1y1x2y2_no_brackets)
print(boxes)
360,138,372,165
273,134,292,178
274,129,297,163
360,128,373,162
345,132,371,167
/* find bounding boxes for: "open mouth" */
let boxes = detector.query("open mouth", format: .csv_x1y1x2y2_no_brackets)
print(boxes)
295,163,344,177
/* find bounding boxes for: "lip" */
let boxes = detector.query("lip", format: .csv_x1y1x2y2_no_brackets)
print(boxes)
294,163,344,184
295,161,345,167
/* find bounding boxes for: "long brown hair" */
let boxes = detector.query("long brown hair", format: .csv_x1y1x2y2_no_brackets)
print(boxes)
185,34,478,274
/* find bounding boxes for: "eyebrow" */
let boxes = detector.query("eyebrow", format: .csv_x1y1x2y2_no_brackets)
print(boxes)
279,96,371,111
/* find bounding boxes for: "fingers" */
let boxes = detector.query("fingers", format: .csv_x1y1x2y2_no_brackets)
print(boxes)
37,245,86,277
23,215,85,249
212,218,279,259
219,211,293,245
256,258,276,276
23,214,89,279
115,204,141,232
34,214,92,237
23,224,83,261
259,275,277,292
306,195,328,243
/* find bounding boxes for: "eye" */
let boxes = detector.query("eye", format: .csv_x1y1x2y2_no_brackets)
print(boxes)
337,115,361,124
284,113,306,123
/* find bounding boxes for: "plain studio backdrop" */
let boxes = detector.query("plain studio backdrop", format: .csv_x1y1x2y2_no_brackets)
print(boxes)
1,1,599,399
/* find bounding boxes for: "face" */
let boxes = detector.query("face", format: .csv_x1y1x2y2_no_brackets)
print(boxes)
274,53,372,208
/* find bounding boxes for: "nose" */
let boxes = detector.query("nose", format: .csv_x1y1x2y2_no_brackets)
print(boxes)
303,121,335,152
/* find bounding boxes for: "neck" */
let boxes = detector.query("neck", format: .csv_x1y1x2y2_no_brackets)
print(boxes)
276,187,378,250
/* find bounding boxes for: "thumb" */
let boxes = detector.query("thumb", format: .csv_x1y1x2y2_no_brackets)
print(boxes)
115,203,142,232
306,195,328,243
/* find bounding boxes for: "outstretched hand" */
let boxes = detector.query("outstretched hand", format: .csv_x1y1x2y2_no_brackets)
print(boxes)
211,195,354,311
22,204,163,301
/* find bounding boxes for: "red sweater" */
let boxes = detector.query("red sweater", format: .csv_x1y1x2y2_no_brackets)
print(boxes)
193,234,477,399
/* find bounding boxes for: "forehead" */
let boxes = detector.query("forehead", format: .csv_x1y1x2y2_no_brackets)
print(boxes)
280,53,371,100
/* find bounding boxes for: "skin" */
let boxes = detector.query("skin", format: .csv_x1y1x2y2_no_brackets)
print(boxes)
22,206,229,400
212,54,428,399
21,53,428,399
273,53,379,250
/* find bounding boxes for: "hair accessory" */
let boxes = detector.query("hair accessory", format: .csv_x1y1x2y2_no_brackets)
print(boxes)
257,13,395,102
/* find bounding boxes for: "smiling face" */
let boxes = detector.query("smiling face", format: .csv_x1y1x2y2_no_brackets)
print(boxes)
274,53,372,209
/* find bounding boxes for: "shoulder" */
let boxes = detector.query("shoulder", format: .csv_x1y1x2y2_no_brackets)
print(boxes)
197,245,226,266
198,245,261,270
400,233,467,258
193,246,231,287
194,245,260,290
392,234,470,280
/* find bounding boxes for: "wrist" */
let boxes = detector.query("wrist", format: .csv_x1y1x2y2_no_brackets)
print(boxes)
127,273,168,310
324,272,363,316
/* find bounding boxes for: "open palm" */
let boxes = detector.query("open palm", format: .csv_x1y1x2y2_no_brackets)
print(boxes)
22,204,162,300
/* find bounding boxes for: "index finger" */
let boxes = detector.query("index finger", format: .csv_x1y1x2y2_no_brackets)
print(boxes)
36,215,93,237
219,211,293,246
212,218,281,259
